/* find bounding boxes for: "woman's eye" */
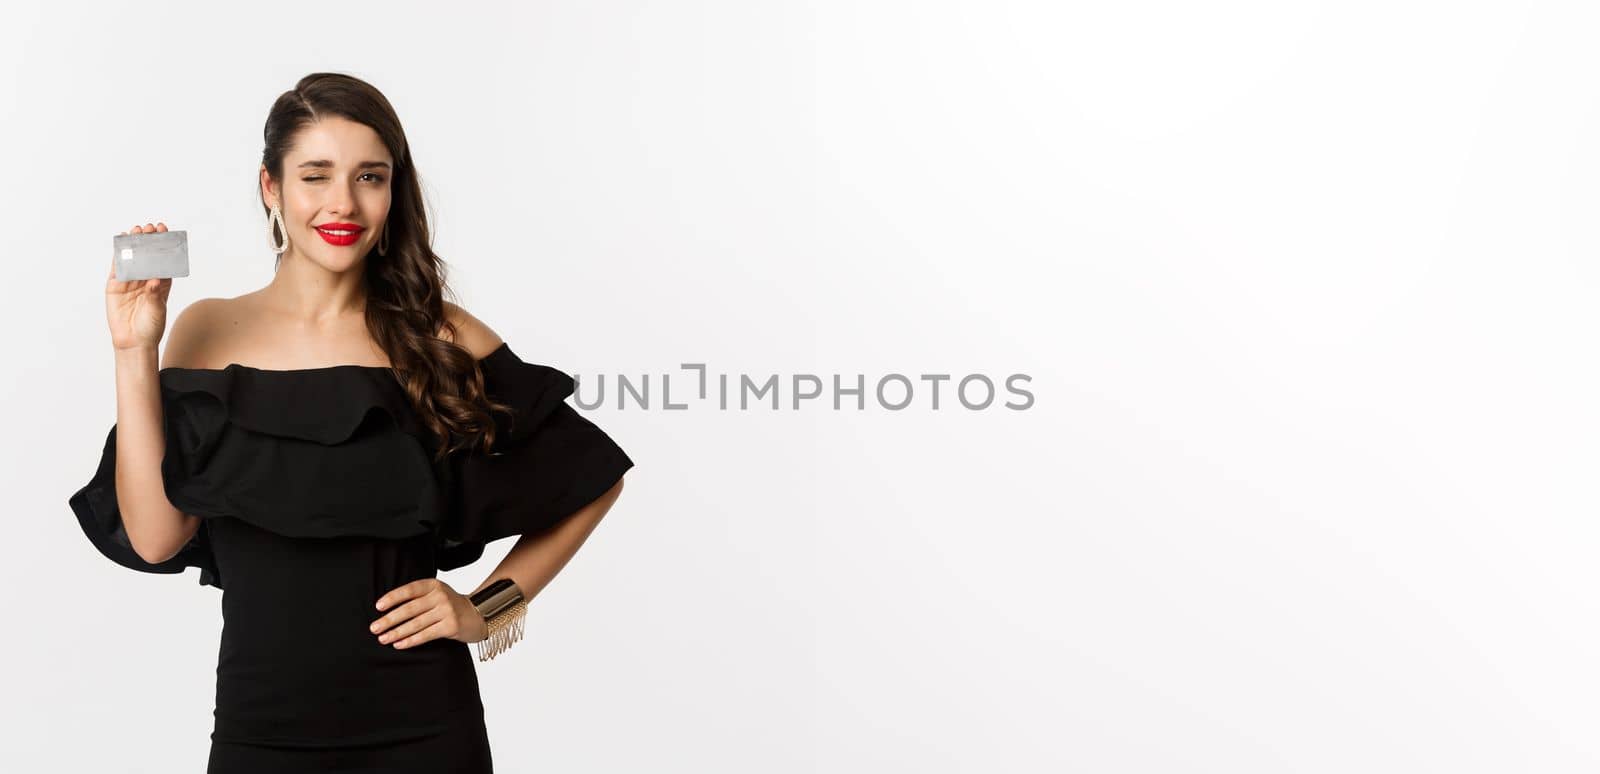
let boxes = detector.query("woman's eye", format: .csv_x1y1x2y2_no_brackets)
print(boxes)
300,174,384,183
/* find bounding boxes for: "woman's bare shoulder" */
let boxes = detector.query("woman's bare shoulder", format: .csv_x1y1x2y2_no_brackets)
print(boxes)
160,297,234,370
439,300,505,360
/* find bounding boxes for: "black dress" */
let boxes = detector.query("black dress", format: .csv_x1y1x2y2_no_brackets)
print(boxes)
67,341,635,773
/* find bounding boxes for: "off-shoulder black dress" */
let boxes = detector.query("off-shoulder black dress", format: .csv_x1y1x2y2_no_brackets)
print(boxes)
67,341,634,773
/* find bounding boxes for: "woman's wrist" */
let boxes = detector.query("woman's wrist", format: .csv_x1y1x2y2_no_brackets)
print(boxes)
469,578,528,661
114,345,159,368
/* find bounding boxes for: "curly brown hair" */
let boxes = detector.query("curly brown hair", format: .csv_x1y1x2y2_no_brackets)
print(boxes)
259,71,510,462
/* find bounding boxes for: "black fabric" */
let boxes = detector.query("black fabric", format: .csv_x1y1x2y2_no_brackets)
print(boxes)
436,343,637,571
206,717,492,774
66,341,634,767
68,361,445,589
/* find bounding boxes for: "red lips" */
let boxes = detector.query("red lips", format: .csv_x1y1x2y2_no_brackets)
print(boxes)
315,222,365,247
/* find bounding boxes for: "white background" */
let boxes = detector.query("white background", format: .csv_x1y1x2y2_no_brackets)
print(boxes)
4,1,1597,771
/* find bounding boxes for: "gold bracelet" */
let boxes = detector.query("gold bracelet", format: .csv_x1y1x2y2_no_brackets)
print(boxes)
470,578,528,662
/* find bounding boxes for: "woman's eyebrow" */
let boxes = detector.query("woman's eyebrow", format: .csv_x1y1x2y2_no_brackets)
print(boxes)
296,160,392,170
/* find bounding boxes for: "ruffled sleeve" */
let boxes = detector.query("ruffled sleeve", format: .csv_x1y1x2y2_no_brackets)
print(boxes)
67,363,442,590
68,384,227,588
435,342,635,571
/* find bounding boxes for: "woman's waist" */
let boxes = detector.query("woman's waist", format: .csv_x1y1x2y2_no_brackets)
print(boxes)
213,628,484,745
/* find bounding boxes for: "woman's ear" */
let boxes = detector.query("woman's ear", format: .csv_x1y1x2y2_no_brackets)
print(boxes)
259,165,277,208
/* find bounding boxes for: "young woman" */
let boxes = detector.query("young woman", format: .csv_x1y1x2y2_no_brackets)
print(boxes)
69,72,634,773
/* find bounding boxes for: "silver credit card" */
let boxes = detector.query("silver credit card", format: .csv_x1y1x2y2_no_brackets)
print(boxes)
112,230,190,281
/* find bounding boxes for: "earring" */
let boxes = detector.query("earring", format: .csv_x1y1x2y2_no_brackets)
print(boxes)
377,222,389,256
268,204,289,255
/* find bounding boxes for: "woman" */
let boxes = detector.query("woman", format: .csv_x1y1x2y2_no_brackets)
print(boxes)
68,72,634,772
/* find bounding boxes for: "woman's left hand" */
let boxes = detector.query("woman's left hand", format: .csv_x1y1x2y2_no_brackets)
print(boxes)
371,579,489,649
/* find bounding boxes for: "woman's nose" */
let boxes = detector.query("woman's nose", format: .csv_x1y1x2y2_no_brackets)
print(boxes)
325,181,356,216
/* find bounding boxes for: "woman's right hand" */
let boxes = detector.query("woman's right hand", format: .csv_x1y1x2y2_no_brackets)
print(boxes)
106,222,176,352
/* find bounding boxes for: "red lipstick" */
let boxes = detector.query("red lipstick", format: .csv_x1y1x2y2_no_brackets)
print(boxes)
315,222,365,247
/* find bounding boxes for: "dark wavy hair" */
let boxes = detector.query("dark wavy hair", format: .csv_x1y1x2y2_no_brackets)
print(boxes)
259,71,510,462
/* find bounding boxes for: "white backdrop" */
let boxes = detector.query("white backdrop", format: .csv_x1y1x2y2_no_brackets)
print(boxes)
5,1,1598,771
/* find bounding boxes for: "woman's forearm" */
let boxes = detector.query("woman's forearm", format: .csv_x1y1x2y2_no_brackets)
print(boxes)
469,479,625,601
112,345,197,563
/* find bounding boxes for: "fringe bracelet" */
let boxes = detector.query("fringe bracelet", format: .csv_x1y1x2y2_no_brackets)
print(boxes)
470,578,528,662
